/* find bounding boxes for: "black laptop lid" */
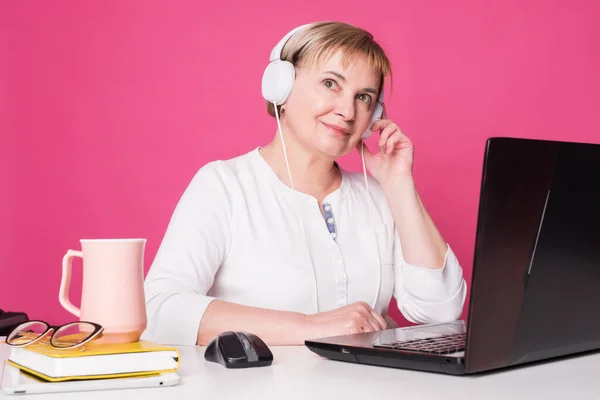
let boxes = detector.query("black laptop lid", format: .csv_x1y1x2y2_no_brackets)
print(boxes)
465,137,600,373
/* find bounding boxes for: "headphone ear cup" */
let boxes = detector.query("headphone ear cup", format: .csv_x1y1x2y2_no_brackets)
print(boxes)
262,59,295,105
361,101,384,140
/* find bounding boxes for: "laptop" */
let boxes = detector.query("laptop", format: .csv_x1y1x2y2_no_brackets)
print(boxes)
305,137,600,375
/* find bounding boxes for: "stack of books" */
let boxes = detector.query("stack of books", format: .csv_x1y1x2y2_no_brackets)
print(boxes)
6,340,180,382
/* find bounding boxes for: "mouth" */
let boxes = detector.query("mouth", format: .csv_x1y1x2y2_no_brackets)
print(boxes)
322,122,351,136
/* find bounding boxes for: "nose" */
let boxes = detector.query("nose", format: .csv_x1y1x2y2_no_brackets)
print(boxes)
334,95,356,121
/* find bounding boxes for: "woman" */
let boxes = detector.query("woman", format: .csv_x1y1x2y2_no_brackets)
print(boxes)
142,21,467,346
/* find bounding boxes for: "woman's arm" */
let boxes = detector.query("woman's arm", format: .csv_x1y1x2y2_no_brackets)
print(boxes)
197,300,388,345
196,300,307,345
381,176,447,270
381,177,467,323
143,162,233,346
358,116,467,323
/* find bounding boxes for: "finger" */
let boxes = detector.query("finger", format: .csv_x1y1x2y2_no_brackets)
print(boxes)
378,124,398,150
358,304,384,331
351,304,378,333
386,133,404,154
368,318,381,332
384,315,398,328
386,130,413,153
370,119,392,135
356,301,374,312
390,128,412,145
370,311,388,331
352,321,375,334
358,317,379,332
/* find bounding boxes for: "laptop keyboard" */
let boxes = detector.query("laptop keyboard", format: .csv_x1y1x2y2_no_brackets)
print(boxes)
374,332,466,354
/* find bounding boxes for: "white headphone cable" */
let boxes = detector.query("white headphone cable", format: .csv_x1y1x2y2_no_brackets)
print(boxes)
272,102,381,313
361,141,382,310
274,103,320,313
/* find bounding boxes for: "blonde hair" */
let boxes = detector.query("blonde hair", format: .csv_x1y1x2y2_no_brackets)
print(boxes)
266,21,393,117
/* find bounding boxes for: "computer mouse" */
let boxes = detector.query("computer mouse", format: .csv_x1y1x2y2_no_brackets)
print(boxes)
204,331,273,368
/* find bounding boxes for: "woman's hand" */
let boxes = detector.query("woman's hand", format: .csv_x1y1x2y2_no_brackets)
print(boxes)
302,301,387,339
358,104,414,186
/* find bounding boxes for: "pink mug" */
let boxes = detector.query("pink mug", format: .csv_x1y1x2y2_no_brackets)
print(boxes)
59,238,148,344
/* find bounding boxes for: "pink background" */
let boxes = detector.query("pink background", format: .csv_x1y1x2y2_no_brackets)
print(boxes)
1,1,599,328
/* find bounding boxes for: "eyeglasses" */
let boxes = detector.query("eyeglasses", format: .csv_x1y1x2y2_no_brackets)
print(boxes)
5,320,103,349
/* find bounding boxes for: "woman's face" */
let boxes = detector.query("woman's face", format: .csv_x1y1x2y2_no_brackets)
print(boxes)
282,50,381,159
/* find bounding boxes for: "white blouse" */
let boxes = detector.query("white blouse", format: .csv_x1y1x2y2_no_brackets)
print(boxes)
142,147,467,346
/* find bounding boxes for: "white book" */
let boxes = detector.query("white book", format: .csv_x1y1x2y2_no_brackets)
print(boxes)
6,339,180,381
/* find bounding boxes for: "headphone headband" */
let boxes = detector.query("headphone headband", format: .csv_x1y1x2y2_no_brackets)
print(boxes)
269,24,313,62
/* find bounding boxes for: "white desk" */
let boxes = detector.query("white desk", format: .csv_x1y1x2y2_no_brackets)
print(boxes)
1,341,599,399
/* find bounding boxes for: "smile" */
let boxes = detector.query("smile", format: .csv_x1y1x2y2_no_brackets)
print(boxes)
322,122,350,136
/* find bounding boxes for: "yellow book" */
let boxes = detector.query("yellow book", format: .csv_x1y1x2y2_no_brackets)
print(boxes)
6,340,180,382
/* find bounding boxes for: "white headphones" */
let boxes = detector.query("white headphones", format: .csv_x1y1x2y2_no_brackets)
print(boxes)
261,23,384,140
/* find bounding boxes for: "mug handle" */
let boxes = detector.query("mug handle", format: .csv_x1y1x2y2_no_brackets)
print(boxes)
59,249,83,318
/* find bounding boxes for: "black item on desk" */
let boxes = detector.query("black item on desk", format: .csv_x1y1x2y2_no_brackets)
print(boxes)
305,137,600,375
0,309,29,336
205,331,273,368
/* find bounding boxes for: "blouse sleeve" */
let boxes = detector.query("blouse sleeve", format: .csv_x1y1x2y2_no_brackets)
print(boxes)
392,230,468,324
141,161,233,346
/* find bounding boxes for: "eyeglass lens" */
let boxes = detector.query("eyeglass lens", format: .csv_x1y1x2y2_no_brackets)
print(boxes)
7,321,49,345
51,322,99,348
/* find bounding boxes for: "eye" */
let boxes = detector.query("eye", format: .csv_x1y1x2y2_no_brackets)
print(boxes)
356,93,372,104
323,79,338,90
